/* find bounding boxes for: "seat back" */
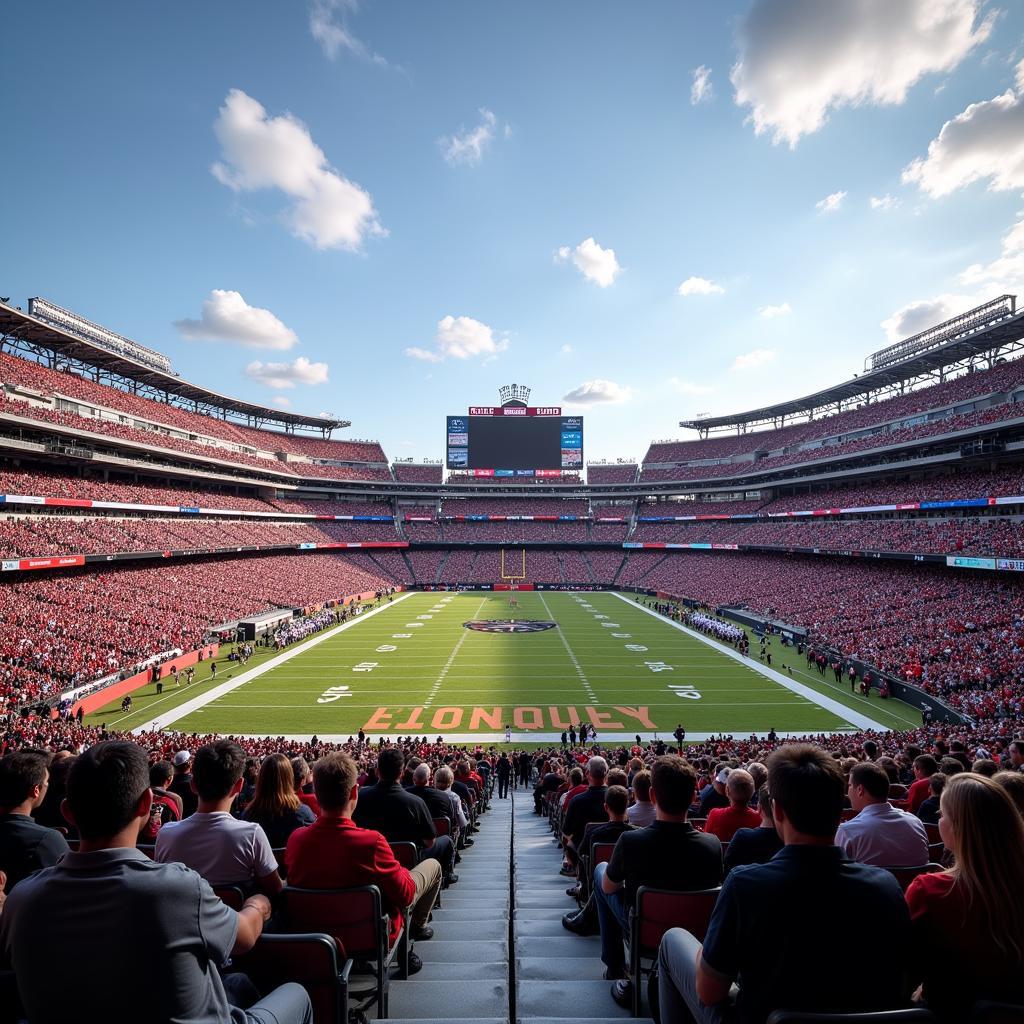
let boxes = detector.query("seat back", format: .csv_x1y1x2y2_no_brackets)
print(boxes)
432,816,451,836
689,817,707,832
927,842,946,865
924,823,941,845
592,842,617,867
237,933,349,1024
389,841,418,869
885,863,942,892
972,1001,1024,1024
888,784,908,800
283,886,385,960
766,1010,936,1023
634,886,722,952
213,885,246,910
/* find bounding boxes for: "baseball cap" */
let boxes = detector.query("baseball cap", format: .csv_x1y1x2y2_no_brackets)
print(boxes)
173,750,192,767
715,769,731,784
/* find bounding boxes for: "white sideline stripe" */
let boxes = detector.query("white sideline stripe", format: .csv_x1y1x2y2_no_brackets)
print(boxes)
135,593,414,733
205,730,859,744
612,593,890,732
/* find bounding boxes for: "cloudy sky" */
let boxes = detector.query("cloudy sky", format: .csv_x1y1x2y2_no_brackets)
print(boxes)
3,0,1024,463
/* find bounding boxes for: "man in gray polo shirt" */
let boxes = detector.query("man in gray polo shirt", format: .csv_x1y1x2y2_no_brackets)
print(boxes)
0,740,311,1024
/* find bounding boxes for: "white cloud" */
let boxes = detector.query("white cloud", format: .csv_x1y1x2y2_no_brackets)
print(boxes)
815,189,847,213
440,109,503,166
870,193,901,210
560,344,573,354
174,290,298,350
732,349,776,370
677,276,725,296
758,302,792,318
271,395,292,409
902,86,1024,197
691,65,713,105
882,217,1024,342
405,315,508,363
245,356,330,389
669,377,715,396
211,89,385,251
562,379,632,404
555,237,622,288
731,0,992,147
309,0,389,66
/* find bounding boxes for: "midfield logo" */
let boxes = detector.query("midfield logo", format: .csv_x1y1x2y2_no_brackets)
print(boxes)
463,620,557,633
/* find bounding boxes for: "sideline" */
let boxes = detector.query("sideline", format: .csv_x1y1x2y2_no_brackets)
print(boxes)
135,593,414,733
612,592,890,732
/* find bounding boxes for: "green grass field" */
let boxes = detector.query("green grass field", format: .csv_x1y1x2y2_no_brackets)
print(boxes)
87,591,922,739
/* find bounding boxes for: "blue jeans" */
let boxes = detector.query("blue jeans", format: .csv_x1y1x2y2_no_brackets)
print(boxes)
658,927,737,1024
593,862,630,974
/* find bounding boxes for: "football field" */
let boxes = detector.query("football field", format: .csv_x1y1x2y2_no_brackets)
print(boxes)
90,591,922,741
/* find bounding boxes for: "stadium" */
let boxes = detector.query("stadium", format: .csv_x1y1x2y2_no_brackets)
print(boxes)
3,3,1024,1024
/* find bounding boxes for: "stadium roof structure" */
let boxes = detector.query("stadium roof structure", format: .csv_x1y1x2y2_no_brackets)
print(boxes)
0,300,348,434
680,295,1024,436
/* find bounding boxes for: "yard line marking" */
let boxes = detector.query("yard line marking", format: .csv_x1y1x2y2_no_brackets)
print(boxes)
537,592,594,701
423,596,487,708
133,593,414,733
612,593,889,732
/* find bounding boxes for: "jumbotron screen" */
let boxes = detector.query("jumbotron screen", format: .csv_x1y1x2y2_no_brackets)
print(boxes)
446,407,583,473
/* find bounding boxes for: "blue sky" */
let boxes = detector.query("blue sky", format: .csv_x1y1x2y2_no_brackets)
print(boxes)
3,0,1024,464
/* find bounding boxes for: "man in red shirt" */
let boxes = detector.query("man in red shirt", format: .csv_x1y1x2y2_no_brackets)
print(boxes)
704,768,760,843
286,752,440,975
906,754,937,815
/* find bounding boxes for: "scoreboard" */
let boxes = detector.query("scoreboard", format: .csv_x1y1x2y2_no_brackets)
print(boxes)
446,406,583,473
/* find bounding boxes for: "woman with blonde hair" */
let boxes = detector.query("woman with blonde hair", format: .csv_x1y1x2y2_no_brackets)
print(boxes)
906,773,1024,1020
242,752,315,848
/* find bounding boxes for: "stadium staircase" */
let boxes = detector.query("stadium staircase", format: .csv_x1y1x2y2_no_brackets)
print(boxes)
378,789,648,1024
433,550,451,585
581,552,597,583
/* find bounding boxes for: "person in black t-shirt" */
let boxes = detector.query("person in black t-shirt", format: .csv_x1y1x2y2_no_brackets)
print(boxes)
562,756,609,867
354,749,457,886
0,751,69,893
724,783,783,874
595,755,722,1005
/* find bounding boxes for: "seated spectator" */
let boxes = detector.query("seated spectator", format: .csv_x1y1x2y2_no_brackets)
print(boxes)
835,761,928,866
0,741,310,1023
993,770,1024,816
906,754,937,815
597,755,723,1007
0,750,69,893
354,748,457,886
407,763,455,826
627,770,655,827
286,752,439,973
971,757,999,777
562,756,610,869
724,783,783,873
169,749,198,817
563,784,634,934
906,774,1024,1021
290,757,320,817
241,753,315,848
705,769,760,843
433,765,470,845
917,773,946,825
33,751,75,832
150,759,184,820
155,740,282,896
659,744,911,1024
698,767,731,817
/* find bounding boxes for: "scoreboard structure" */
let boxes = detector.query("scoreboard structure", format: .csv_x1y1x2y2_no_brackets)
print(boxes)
446,386,583,475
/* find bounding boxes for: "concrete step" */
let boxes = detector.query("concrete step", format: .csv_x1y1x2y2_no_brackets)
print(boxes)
420,917,506,940
386,980,508,1019
387,1019,505,1024
515,980,630,1019
515,918,576,937
515,956,609,982
417,939,507,963
519,1018,651,1024
430,908,508,924
513,908,571,921
513,935,601,959
408,960,507,982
